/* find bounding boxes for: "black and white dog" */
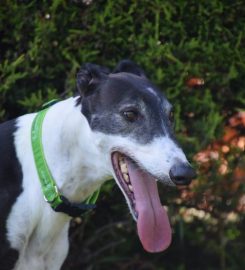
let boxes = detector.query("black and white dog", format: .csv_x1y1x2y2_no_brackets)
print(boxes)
0,60,195,270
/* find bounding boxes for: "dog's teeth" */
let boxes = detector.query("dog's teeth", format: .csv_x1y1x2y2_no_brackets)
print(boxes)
128,184,133,192
123,173,129,183
120,163,128,173
119,159,125,165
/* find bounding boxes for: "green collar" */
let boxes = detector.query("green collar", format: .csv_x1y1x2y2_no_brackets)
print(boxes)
31,105,100,217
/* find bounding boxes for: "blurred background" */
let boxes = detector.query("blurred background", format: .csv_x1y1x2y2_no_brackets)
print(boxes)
0,1,244,269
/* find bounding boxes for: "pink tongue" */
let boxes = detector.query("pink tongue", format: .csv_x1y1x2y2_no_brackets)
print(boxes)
127,162,172,253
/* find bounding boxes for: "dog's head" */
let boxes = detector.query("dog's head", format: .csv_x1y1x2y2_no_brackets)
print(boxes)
76,60,196,252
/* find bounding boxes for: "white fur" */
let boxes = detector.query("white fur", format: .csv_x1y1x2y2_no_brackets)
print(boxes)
6,97,188,269
146,87,158,98
90,132,188,218
7,98,111,269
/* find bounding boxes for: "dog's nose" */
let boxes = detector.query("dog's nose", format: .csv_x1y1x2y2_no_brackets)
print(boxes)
169,162,196,185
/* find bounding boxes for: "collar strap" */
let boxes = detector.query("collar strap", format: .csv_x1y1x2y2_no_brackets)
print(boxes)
31,107,99,217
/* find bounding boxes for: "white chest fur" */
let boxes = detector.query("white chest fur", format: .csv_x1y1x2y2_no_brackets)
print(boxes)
6,98,111,269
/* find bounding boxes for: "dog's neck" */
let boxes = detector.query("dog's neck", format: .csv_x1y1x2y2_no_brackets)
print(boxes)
41,97,111,202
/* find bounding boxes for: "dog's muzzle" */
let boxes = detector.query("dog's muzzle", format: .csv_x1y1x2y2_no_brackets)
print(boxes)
169,161,196,185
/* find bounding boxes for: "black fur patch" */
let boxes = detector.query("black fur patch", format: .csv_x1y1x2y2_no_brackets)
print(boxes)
113,59,146,77
0,119,23,268
78,70,174,143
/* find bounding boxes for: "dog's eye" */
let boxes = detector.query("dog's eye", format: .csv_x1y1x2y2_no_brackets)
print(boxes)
123,110,139,122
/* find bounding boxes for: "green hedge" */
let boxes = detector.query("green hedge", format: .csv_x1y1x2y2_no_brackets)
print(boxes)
1,1,244,269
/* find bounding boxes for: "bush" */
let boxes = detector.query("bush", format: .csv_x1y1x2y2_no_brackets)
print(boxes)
0,1,244,269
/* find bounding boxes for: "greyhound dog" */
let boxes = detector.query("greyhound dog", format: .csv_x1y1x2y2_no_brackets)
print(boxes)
0,60,195,270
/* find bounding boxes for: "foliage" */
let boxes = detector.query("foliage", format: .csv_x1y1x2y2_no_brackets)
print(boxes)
0,0,244,269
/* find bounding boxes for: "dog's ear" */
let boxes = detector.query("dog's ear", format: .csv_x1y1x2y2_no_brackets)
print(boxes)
77,63,110,97
113,59,146,77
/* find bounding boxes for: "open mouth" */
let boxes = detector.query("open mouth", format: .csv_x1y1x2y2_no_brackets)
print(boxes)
111,151,172,253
